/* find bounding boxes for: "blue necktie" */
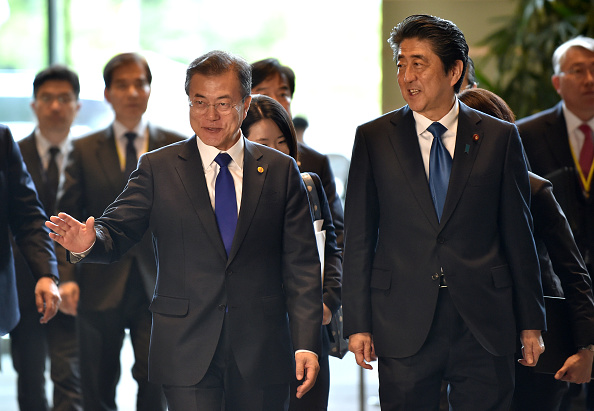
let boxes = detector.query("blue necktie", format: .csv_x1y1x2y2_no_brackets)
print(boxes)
214,153,237,256
124,132,138,178
428,122,451,222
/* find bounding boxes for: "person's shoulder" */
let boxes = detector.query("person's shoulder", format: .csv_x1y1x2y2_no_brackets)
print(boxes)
359,106,409,130
149,124,188,143
245,138,295,165
146,135,191,158
516,104,560,128
297,142,325,159
71,126,111,146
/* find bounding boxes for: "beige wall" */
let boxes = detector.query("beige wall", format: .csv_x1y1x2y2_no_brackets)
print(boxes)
381,0,516,113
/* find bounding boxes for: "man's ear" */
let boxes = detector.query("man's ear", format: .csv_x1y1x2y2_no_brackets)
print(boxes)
551,75,562,96
450,60,464,88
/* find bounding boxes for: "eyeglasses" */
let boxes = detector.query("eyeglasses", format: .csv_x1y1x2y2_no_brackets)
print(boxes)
37,94,75,104
560,65,594,81
188,99,243,115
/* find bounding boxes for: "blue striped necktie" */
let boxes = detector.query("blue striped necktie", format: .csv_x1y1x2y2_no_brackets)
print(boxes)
427,122,451,222
214,153,237,256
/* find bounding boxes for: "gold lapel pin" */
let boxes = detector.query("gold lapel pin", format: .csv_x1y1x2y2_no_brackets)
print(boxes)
473,134,480,142
257,166,264,174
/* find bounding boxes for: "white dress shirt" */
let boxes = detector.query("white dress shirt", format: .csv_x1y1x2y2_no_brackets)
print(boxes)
112,118,149,171
413,99,460,179
196,133,244,215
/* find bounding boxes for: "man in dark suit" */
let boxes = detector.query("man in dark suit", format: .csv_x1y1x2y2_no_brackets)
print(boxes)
513,172,594,410
517,35,594,410
251,58,344,247
10,65,83,411
342,15,546,410
0,124,61,334
48,50,322,411
56,53,185,411
456,86,594,410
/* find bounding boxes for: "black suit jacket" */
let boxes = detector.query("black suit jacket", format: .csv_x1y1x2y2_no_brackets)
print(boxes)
0,125,58,335
81,137,323,387
518,102,594,269
56,124,185,310
297,143,344,248
13,133,74,310
529,172,594,347
343,102,545,358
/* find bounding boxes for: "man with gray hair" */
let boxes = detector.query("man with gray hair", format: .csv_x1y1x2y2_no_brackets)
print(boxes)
47,50,321,410
517,35,594,410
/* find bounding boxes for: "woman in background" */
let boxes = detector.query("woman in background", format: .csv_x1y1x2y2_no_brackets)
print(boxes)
241,94,342,411
459,87,594,411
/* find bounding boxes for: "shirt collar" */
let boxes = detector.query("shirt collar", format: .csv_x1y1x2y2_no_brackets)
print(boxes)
413,98,459,138
113,117,148,141
562,102,594,134
196,132,245,172
34,127,70,156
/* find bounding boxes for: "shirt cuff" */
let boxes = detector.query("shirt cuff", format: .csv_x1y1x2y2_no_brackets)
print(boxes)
295,349,318,358
69,240,96,263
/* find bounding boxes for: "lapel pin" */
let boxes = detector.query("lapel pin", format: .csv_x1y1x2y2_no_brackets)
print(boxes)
473,133,480,142
464,144,470,154
257,166,264,174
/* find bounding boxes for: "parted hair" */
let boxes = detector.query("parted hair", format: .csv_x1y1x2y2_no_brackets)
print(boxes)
185,50,252,100
241,94,298,160
388,14,468,93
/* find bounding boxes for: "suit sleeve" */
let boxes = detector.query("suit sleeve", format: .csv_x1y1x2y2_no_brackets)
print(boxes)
342,126,379,337
532,179,594,346
311,173,342,314
500,125,546,331
4,128,58,280
319,155,345,250
84,153,153,264
281,160,323,355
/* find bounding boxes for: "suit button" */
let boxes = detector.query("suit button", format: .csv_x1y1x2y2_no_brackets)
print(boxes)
217,304,226,312
226,270,233,276
437,237,445,244
431,273,440,281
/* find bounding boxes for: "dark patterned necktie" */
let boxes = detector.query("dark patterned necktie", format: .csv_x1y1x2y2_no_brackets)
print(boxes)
45,146,60,214
428,122,451,222
214,153,237,256
124,132,138,178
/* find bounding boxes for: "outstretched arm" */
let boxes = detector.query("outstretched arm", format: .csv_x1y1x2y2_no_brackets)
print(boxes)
46,213,96,254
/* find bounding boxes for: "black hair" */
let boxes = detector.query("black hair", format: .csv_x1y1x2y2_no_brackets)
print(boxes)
241,94,298,159
388,14,468,93
103,52,152,89
33,65,80,99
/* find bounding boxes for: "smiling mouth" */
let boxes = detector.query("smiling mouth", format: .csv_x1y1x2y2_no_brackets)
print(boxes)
409,89,420,95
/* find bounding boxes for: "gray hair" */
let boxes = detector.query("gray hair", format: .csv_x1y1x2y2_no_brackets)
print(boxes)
552,36,594,75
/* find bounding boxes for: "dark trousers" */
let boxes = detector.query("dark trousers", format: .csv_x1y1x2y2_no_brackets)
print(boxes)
289,326,330,411
163,315,290,411
78,268,165,411
378,289,515,411
11,299,82,411
512,362,569,411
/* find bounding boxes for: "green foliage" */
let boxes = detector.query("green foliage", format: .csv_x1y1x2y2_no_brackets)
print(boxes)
478,0,594,119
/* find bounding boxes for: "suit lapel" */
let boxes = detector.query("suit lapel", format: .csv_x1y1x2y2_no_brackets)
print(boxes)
19,134,45,191
543,103,573,167
389,107,440,231
175,137,228,261
147,124,166,151
439,103,482,226
228,140,266,263
94,127,127,191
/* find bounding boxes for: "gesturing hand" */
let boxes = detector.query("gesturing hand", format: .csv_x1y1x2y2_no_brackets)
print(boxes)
46,213,96,253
